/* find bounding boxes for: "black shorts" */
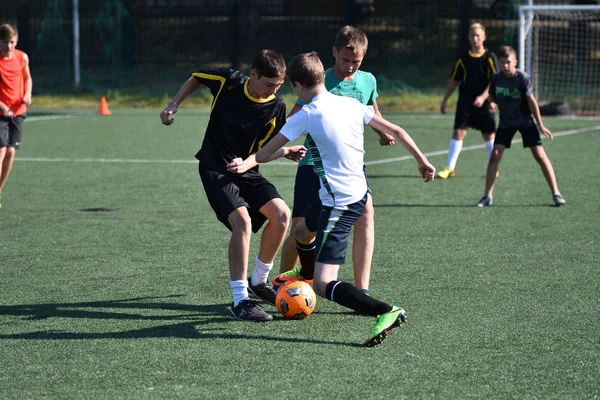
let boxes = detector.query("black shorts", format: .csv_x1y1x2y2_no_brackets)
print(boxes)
0,114,26,149
291,165,321,219
495,122,542,149
314,192,368,265
198,164,282,233
454,102,496,133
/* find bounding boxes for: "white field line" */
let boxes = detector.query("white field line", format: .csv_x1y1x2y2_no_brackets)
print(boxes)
366,124,600,165
16,124,600,166
26,115,76,122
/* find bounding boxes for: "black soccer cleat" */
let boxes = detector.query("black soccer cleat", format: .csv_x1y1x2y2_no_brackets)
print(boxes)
228,300,273,322
247,278,277,306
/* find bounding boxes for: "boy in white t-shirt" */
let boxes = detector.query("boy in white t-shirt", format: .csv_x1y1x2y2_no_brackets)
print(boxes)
256,52,435,347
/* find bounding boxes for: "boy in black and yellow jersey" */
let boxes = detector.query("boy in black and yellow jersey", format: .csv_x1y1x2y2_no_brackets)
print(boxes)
160,50,306,322
439,23,498,179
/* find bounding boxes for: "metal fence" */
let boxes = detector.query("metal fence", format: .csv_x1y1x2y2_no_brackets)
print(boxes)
0,0,585,94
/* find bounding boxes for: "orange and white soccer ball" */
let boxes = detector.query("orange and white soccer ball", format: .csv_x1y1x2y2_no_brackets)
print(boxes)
275,281,316,320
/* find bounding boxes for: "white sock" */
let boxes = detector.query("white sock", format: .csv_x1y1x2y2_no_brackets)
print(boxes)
447,139,463,170
251,256,273,286
230,280,249,307
485,139,494,159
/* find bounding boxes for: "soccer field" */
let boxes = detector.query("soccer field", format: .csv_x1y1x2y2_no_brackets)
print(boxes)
1,109,599,399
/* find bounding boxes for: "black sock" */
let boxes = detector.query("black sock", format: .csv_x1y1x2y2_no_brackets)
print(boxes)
296,240,316,279
325,281,392,316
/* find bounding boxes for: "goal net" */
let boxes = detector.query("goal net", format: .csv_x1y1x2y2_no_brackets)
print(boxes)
519,5,600,115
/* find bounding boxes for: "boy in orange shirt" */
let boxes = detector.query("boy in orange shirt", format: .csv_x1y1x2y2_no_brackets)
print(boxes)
0,24,32,208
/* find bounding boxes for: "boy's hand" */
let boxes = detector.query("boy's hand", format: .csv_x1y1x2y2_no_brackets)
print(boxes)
540,126,553,140
417,160,436,182
283,145,307,162
22,95,32,105
473,95,486,108
2,108,15,119
440,100,448,114
378,133,395,146
489,102,497,113
226,157,251,174
160,102,178,125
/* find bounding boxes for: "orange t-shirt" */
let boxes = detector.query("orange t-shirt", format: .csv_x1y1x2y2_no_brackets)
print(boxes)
0,49,27,116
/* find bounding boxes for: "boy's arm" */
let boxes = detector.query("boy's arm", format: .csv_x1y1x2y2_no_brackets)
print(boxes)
527,94,552,140
287,103,303,120
160,76,202,125
440,80,459,114
368,114,436,182
473,82,491,108
255,133,306,164
21,52,32,105
372,102,395,146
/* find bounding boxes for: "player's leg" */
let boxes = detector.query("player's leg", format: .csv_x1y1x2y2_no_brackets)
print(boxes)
227,206,253,282
482,144,505,195
530,145,558,191
530,145,565,205
0,117,17,207
477,126,513,207
439,122,467,179
279,165,321,273
198,165,272,321
272,199,319,288
279,218,301,273
240,178,289,304
521,124,565,205
313,193,406,346
352,192,374,292
477,107,497,162
0,145,16,191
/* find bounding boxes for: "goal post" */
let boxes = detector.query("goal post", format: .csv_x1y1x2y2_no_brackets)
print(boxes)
518,5,600,115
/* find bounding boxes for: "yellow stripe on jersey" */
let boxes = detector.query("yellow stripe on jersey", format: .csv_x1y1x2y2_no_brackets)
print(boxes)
244,79,275,103
451,59,467,81
248,117,277,156
192,72,226,112
487,57,497,79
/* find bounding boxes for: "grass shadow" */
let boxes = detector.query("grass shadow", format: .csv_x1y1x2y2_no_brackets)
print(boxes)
0,295,359,346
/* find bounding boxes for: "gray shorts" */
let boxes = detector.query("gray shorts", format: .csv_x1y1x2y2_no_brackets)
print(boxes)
0,114,26,149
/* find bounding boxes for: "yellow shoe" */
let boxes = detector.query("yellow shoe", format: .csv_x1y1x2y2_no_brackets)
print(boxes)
437,167,455,179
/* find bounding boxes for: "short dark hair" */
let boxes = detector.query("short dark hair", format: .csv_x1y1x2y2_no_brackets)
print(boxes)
286,52,325,89
0,24,18,41
334,25,368,55
498,45,517,59
251,49,286,78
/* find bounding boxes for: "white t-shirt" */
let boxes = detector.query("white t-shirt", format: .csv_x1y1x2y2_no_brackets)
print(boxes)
280,91,375,207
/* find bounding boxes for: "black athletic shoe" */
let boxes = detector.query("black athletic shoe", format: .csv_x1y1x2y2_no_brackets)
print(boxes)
247,278,277,306
228,300,273,322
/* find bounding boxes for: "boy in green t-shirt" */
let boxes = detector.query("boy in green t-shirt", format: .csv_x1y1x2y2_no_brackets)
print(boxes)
274,25,394,295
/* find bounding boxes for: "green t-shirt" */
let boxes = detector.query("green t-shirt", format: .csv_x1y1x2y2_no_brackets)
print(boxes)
297,68,379,166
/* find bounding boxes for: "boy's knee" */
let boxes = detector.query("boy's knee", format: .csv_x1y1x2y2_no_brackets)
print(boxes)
271,204,290,227
228,209,252,232
293,219,314,244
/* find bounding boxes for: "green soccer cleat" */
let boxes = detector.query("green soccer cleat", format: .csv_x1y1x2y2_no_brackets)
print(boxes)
437,167,455,179
272,265,314,289
363,307,406,347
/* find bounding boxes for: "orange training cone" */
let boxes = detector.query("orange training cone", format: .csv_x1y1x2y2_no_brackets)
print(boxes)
98,96,112,116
